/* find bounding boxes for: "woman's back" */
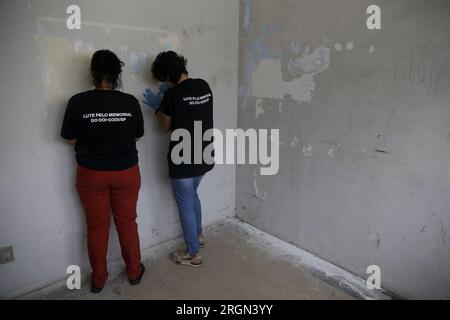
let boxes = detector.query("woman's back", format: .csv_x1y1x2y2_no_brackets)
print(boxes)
61,89,144,170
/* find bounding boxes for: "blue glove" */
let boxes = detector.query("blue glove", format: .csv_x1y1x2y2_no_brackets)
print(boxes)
143,88,162,111
142,83,171,111
159,82,170,94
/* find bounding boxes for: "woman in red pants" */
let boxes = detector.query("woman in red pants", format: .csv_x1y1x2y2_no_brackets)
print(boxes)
61,50,145,293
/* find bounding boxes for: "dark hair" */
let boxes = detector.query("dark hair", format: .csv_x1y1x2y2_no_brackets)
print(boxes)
151,51,188,83
90,50,124,89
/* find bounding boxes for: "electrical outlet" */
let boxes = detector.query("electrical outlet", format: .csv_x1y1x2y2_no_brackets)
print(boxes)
0,246,14,264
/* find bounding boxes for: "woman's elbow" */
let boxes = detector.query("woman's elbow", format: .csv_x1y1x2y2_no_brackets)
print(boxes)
162,123,171,132
156,113,172,132
65,139,76,145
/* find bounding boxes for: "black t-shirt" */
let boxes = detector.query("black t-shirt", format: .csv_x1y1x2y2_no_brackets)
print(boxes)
158,78,214,179
61,89,144,171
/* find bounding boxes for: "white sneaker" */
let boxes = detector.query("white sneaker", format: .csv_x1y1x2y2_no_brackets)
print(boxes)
171,250,203,268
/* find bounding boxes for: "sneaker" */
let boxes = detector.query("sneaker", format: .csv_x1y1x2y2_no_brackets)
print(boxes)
198,234,205,248
129,263,145,286
171,250,203,268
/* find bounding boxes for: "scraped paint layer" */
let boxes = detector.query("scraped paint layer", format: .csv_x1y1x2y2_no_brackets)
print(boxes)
240,25,281,97
287,46,330,78
158,32,180,51
251,59,316,101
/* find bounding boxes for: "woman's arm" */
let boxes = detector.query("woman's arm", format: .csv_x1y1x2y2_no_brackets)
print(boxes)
156,111,172,132
61,98,78,144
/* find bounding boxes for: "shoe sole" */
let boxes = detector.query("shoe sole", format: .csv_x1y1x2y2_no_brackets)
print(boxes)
176,260,203,268
90,286,103,294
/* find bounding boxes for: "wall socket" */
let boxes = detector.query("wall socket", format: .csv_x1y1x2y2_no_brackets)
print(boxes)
0,246,14,264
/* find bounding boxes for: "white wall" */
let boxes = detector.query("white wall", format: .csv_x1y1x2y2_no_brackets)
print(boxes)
0,0,238,298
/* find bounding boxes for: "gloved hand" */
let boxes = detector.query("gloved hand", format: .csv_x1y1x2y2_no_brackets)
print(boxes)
142,83,171,111
143,88,161,111
158,82,170,94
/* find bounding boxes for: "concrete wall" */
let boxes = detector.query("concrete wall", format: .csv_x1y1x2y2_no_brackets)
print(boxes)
237,0,450,299
0,0,238,298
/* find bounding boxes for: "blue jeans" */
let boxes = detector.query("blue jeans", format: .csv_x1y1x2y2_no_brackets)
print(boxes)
171,175,204,256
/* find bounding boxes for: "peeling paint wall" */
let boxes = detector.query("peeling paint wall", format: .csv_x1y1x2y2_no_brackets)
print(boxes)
237,0,450,299
0,0,238,298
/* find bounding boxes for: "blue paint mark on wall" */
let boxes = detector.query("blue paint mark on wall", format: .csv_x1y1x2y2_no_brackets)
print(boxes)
129,52,149,74
243,0,252,36
240,24,281,97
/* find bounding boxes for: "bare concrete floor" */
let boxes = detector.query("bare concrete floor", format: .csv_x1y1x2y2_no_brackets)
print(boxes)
39,220,355,300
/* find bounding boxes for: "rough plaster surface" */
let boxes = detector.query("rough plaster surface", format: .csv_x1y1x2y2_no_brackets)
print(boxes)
237,0,450,299
0,0,238,299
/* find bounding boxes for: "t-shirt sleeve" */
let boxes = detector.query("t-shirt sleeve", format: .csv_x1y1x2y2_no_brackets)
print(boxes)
135,99,144,138
158,90,174,117
61,98,77,140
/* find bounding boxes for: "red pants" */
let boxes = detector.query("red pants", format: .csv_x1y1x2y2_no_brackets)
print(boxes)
76,164,142,288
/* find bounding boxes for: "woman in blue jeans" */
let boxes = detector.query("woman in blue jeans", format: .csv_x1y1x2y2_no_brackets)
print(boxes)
144,51,214,267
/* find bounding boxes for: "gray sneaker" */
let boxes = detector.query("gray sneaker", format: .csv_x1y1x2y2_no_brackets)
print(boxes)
198,234,205,248
171,250,203,268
